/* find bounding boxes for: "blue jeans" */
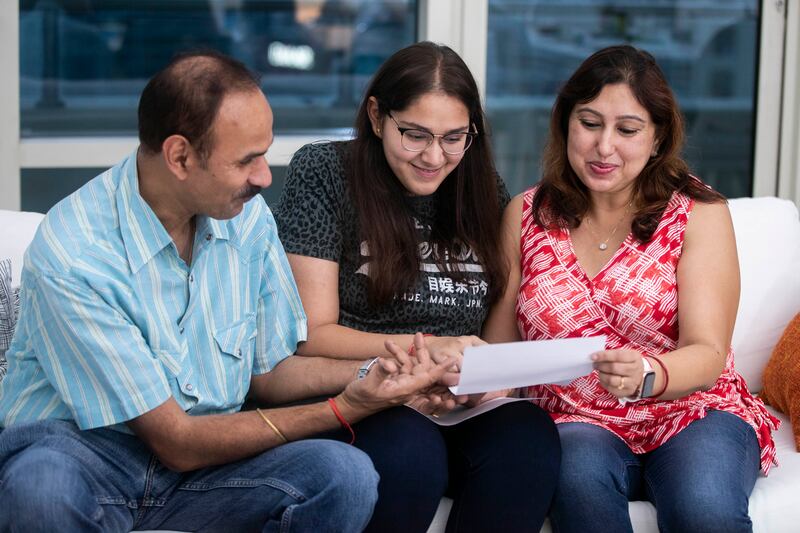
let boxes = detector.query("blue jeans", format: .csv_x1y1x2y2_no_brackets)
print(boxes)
550,410,761,533
0,419,378,533
324,401,561,533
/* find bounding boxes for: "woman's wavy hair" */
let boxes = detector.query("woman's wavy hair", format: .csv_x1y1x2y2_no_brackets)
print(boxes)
532,45,724,242
347,41,506,307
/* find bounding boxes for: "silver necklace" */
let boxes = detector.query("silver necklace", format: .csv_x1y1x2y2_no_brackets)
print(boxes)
583,203,632,251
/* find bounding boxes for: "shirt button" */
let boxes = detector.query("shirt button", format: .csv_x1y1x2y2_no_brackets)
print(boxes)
237,348,242,356
205,233,212,241
189,274,194,283
186,383,193,391
179,327,184,334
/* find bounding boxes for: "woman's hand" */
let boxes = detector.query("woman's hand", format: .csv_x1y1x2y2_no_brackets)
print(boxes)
424,335,485,387
592,349,644,398
339,333,458,416
406,385,469,416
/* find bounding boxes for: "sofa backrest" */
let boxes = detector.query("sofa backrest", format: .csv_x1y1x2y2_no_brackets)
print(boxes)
729,197,800,392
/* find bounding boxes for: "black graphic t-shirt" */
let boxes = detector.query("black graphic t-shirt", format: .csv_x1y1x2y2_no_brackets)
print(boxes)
274,141,510,337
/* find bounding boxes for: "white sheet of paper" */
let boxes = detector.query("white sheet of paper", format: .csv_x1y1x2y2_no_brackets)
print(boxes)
449,335,606,395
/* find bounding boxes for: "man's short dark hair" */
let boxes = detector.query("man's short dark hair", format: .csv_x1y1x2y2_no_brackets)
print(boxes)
138,50,261,160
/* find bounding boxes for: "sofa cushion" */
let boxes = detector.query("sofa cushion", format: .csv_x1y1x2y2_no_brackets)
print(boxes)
760,313,800,451
0,210,42,383
728,198,800,392
0,209,45,280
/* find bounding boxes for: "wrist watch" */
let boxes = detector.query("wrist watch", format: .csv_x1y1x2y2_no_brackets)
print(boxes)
357,357,379,380
636,357,657,399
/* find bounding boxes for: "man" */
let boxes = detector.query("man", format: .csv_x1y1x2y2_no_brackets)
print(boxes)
0,51,453,532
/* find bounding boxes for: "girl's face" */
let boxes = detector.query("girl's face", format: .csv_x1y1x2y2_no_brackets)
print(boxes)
369,92,471,197
567,83,659,202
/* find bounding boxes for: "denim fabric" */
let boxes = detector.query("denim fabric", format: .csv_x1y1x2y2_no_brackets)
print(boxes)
0,420,378,533
323,402,561,533
550,410,761,533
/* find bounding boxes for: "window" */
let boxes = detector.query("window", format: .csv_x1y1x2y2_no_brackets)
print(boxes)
18,0,417,210
20,0,417,137
486,0,760,198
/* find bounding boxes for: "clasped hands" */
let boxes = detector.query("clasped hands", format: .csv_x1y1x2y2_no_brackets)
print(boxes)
344,333,513,417
339,332,462,417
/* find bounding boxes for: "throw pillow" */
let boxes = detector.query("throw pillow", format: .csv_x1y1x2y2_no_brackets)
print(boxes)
760,312,800,451
0,258,15,382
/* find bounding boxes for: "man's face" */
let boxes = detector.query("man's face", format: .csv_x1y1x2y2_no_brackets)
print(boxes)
191,89,273,220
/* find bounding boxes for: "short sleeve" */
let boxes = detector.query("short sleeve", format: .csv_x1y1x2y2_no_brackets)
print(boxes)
25,273,172,430
496,172,511,211
253,207,308,375
274,142,347,262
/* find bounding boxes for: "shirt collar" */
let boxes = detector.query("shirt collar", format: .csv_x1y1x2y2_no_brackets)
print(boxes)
115,150,175,274
197,215,232,244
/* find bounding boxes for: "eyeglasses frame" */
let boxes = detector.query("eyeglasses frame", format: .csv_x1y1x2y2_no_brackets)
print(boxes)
386,112,478,155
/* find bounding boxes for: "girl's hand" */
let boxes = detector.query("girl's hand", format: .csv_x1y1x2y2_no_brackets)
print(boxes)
424,335,485,386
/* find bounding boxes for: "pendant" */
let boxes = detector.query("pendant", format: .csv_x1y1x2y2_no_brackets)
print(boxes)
598,243,608,251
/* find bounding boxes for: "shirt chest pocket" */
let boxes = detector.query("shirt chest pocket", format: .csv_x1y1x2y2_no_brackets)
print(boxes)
214,314,257,362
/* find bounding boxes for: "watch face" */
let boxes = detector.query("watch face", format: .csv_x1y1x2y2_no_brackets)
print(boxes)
641,371,657,398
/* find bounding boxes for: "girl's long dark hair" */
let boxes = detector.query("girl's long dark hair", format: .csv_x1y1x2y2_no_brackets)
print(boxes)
533,45,724,241
348,41,506,307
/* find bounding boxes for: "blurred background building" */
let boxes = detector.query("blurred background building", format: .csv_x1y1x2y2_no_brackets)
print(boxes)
3,0,799,212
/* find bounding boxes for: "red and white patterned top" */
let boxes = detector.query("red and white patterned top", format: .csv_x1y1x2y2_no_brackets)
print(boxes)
518,187,779,473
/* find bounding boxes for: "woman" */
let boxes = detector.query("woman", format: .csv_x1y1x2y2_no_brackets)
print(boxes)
274,42,560,533
484,45,779,532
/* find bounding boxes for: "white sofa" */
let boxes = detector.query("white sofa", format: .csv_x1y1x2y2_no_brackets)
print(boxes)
2,196,800,533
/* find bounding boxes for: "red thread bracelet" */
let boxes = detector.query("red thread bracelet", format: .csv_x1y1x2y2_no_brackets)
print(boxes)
648,355,669,397
328,397,355,444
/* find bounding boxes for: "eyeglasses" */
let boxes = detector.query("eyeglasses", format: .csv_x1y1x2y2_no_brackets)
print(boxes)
387,113,477,155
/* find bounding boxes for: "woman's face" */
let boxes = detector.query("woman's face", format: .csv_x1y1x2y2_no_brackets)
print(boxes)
566,83,659,201
370,92,471,197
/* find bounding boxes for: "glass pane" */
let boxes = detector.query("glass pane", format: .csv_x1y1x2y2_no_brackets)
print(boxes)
20,0,417,137
21,166,289,214
486,0,759,198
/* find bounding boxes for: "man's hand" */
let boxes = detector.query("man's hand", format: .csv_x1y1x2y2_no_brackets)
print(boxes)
337,333,458,417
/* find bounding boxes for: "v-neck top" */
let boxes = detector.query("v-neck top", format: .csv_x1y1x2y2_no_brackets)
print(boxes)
516,186,778,473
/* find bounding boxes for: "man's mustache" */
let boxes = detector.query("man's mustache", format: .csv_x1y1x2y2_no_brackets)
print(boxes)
236,186,262,200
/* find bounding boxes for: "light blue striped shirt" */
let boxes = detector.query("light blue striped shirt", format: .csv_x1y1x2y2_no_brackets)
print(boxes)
0,151,307,430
